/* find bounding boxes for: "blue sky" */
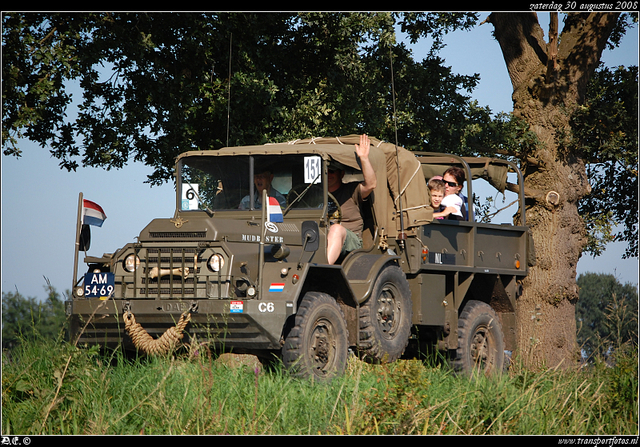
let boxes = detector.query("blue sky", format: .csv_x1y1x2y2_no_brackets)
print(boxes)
2,12,638,300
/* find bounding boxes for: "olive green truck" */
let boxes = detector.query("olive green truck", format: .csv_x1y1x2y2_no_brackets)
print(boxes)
67,135,532,379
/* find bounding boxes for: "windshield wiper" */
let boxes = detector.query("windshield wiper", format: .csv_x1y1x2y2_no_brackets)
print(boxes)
184,182,214,217
282,172,321,217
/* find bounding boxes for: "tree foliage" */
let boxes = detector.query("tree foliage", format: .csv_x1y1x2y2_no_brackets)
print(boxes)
2,12,480,186
4,12,635,260
576,272,638,360
572,65,638,259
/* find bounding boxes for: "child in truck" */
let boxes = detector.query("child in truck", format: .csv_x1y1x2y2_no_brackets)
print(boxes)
428,177,445,219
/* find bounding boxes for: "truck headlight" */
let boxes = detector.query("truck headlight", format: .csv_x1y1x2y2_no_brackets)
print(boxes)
207,253,225,272
124,254,140,272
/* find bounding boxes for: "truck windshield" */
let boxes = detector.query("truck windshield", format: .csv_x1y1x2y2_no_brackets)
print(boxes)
179,154,324,212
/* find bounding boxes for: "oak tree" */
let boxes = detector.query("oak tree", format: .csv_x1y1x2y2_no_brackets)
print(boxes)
482,12,636,368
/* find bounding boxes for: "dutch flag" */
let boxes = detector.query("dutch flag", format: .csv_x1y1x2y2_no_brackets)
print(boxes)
269,283,285,292
267,196,283,223
83,199,107,227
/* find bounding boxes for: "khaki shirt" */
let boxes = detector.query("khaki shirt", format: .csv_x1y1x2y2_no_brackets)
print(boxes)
329,182,365,237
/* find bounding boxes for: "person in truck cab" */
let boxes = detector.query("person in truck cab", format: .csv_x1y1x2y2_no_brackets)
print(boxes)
239,167,287,210
326,134,377,265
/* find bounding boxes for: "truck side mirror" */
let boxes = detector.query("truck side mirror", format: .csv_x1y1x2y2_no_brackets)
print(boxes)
79,224,91,252
301,221,319,252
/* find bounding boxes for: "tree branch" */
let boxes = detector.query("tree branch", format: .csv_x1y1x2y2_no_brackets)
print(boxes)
486,13,548,93
559,13,620,103
506,181,559,206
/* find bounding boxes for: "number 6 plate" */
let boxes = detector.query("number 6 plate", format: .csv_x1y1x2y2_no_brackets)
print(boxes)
84,272,115,299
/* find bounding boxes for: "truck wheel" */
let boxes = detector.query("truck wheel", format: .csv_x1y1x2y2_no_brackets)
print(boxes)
282,292,349,380
358,265,412,363
453,300,505,376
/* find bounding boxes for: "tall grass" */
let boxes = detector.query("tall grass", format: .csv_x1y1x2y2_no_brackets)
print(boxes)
2,333,637,435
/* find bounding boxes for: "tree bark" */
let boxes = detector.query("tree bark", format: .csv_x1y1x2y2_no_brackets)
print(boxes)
485,12,620,369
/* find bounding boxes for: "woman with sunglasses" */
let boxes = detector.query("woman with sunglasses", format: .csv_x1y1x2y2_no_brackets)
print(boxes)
432,166,466,220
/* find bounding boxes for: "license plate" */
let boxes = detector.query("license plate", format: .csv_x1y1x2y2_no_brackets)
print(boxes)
84,272,115,299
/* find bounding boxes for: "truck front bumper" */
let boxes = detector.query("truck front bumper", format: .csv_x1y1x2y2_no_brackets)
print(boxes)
66,298,294,351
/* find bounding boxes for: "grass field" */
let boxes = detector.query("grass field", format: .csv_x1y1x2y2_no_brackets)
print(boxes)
2,335,637,436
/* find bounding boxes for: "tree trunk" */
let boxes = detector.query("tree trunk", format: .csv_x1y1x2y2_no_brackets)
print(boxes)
485,12,620,369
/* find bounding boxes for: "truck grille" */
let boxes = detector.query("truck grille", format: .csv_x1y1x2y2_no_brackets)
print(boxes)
119,246,230,299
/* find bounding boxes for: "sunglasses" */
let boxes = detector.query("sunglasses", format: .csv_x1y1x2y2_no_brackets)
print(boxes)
443,180,459,187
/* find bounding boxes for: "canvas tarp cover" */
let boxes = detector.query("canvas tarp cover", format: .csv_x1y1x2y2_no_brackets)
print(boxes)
418,155,510,193
211,135,433,236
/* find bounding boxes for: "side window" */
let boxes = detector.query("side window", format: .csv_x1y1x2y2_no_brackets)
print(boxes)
472,172,520,225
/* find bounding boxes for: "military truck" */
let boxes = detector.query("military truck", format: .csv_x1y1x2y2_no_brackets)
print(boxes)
67,135,532,379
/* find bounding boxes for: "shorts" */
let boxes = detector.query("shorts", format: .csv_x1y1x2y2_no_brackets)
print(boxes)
342,228,363,256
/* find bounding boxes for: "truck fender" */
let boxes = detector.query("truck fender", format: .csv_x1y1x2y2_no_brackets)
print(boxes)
342,253,402,304
295,264,357,308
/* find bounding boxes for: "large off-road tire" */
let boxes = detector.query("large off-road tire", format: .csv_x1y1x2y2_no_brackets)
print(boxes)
452,300,505,376
282,292,349,380
358,265,412,363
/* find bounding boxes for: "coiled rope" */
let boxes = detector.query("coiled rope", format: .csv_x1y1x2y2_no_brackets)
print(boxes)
123,311,191,356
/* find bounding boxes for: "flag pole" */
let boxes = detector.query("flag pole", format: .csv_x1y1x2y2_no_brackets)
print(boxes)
258,188,267,298
72,192,83,291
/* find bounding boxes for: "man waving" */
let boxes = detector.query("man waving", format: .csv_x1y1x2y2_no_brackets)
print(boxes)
326,134,377,264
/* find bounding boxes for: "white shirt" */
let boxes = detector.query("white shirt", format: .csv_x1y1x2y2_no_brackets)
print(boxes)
441,194,463,217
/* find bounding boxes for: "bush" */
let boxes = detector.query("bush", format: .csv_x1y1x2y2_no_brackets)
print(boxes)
2,282,68,351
